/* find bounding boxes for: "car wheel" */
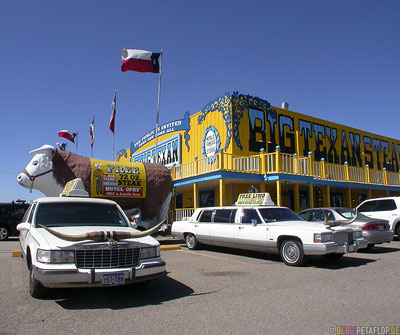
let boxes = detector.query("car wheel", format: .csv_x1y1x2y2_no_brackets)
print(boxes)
185,233,200,250
0,225,10,241
324,253,344,261
29,262,47,299
366,244,375,250
396,225,400,239
280,240,305,266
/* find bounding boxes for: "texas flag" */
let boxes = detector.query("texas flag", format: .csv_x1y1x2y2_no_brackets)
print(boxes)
121,49,160,73
58,130,77,143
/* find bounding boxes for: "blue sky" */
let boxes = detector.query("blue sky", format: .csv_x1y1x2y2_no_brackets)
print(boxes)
1,0,399,202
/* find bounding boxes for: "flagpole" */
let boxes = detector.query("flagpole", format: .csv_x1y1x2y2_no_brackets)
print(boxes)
112,89,116,161
90,115,95,158
76,131,78,154
154,49,163,164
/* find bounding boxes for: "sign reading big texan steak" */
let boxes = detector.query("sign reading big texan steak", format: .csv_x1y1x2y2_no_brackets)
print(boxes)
90,159,146,198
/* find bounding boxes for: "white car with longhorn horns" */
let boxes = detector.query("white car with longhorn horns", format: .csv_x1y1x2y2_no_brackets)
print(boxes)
17,179,166,298
171,193,368,266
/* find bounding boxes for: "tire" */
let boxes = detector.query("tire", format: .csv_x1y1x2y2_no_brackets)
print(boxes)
0,225,10,241
366,244,375,250
185,233,200,250
324,253,344,261
280,240,305,266
29,262,47,299
396,225,400,239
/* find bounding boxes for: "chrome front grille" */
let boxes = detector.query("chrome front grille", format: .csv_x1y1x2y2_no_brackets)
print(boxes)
333,231,353,245
75,247,140,269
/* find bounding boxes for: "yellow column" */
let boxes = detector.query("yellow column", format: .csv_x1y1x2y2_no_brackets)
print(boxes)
345,188,352,208
322,185,330,207
295,130,301,156
276,180,282,206
219,178,225,206
193,182,198,209
383,168,388,185
344,161,350,181
365,164,371,183
320,158,326,179
275,146,281,173
294,183,300,213
367,189,372,199
260,148,266,174
309,183,314,208
307,151,313,176
260,182,266,192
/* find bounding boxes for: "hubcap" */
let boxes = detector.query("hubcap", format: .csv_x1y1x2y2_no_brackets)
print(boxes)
186,235,194,248
283,241,299,263
0,228,8,240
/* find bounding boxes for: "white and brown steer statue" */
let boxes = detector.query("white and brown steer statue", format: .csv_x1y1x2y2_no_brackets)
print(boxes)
17,145,173,229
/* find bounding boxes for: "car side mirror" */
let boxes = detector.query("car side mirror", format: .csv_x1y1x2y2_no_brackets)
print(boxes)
17,222,31,232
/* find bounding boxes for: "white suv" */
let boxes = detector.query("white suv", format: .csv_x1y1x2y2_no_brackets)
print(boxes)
356,197,400,237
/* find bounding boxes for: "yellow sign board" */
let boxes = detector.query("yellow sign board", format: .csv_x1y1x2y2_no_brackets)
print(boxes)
90,159,146,198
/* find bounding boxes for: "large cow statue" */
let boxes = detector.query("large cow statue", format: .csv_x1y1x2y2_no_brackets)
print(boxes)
17,145,173,229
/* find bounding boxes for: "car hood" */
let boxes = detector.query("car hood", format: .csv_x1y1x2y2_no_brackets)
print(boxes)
271,221,338,232
32,226,159,249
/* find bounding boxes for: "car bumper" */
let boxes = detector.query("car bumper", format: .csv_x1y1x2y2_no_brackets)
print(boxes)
362,230,393,244
304,238,368,255
33,257,166,288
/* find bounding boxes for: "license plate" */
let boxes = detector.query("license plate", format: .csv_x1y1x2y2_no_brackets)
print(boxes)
101,273,125,287
379,225,384,231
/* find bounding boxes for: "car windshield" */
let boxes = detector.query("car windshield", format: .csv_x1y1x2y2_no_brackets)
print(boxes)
35,203,128,227
335,208,368,220
258,208,303,222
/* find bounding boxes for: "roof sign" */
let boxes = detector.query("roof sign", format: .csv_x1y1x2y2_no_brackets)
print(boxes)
60,178,89,197
235,193,275,206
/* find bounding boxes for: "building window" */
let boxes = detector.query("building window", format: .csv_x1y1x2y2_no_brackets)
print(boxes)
199,189,215,207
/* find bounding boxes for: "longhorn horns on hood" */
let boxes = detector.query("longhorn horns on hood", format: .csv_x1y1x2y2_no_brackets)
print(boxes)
322,209,359,226
39,219,166,242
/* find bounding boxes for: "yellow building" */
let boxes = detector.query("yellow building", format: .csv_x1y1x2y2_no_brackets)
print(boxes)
117,92,400,220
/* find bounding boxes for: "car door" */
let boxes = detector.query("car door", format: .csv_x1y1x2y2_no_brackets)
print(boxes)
191,209,213,243
208,209,237,247
358,199,398,228
19,203,36,254
235,208,268,251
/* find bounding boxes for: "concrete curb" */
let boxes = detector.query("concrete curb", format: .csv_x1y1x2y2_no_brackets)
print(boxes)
160,244,181,250
12,250,22,257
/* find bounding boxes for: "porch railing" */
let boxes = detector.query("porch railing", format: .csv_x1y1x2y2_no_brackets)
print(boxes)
170,148,400,187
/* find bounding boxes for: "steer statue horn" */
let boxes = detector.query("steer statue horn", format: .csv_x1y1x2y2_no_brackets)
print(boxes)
341,209,359,225
39,219,166,242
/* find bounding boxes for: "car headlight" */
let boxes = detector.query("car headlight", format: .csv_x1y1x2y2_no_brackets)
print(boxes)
140,246,160,259
37,249,75,264
353,230,362,238
314,232,333,243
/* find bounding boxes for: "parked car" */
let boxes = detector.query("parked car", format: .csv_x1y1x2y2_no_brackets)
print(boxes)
298,207,393,249
17,196,166,298
0,200,29,240
356,197,400,237
171,193,368,266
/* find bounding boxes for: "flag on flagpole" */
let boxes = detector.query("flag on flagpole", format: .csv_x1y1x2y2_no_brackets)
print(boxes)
121,49,160,73
109,90,117,133
89,116,95,148
56,142,66,151
58,130,77,143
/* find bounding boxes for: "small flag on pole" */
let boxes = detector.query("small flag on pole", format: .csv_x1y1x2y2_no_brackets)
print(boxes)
56,142,66,151
58,130,77,143
109,90,117,133
89,116,95,148
121,49,160,73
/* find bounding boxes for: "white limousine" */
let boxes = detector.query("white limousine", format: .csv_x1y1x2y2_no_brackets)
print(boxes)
171,193,368,266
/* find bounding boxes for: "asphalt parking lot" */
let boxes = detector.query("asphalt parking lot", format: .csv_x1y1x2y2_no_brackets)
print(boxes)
1,237,400,335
